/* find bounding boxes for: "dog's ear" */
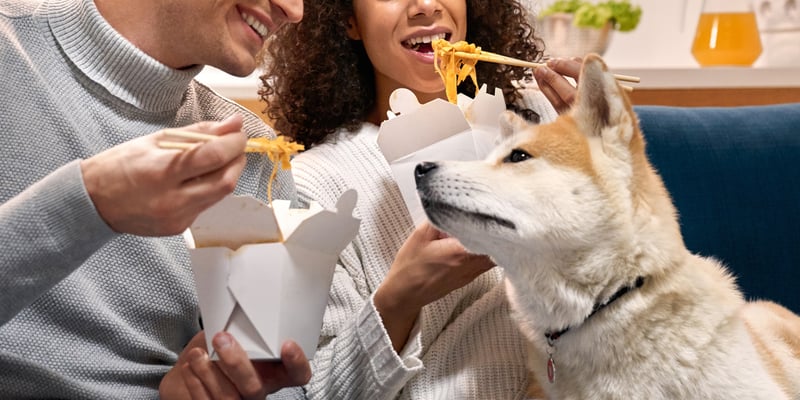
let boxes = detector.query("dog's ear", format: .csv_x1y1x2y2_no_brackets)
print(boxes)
499,110,530,138
571,54,630,138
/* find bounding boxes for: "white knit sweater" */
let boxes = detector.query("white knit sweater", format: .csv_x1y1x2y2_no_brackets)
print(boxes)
272,90,557,400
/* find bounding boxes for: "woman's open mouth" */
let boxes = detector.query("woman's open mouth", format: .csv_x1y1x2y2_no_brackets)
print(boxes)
402,32,450,54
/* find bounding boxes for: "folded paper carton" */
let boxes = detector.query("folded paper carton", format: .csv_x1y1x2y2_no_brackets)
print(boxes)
185,189,360,360
377,85,506,225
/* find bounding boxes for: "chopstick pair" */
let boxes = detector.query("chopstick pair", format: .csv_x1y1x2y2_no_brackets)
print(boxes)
157,129,271,153
452,50,640,89
157,128,304,203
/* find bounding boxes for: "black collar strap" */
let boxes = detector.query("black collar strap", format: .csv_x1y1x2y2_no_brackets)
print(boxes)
545,276,645,345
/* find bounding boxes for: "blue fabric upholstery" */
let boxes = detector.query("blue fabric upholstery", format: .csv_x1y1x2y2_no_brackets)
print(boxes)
635,103,800,313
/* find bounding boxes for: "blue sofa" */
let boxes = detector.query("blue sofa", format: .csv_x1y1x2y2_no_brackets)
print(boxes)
635,103,800,314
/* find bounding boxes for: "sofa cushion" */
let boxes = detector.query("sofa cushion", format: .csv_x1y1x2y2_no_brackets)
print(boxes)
635,103,800,313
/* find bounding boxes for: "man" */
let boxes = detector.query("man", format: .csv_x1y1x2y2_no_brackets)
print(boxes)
0,0,309,398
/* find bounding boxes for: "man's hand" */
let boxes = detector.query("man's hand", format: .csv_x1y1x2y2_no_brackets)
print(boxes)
533,57,582,114
81,114,249,236
160,331,311,400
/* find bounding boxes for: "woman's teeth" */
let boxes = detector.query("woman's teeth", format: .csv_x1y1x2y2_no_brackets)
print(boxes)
241,13,268,38
404,32,448,51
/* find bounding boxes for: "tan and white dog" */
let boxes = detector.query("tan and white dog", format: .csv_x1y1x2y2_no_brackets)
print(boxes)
415,55,800,399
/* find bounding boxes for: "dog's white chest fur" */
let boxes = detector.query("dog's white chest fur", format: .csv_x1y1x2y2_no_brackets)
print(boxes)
505,262,790,400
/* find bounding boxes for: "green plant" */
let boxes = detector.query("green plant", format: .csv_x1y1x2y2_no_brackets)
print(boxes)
540,0,643,32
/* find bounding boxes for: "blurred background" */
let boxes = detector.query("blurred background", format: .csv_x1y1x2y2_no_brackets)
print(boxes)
198,0,800,108
529,0,799,67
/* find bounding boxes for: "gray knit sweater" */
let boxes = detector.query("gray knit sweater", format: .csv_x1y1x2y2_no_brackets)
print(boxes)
270,91,557,399
0,0,294,398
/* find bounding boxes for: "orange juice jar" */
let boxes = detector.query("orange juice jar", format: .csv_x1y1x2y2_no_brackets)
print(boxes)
691,0,762,66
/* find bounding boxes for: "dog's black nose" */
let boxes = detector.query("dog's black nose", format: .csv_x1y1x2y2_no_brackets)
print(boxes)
415,162,438,182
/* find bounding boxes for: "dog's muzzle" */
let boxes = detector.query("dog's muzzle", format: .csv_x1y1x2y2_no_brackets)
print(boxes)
414,161,516,231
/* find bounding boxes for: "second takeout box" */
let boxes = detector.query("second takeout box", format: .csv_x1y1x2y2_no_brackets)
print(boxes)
185,189,360,360
377,85,506,225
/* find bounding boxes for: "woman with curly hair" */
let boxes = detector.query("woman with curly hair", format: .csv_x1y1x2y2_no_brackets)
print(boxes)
261,0,577,398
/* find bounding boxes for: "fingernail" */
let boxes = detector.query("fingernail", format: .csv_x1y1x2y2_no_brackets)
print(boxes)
213,332,232,350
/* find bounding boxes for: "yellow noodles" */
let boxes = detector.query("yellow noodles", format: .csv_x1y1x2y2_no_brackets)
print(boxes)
247,136,304,203
432,39,481,104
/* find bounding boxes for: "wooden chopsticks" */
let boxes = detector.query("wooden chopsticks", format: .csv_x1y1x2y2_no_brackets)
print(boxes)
157,129,269,153
453,50,641,84
157,128,304,203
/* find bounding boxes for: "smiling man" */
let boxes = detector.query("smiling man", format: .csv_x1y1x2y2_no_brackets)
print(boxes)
0,0,309,398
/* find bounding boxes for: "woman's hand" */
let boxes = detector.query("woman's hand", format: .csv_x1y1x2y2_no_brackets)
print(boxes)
160,331,311,399
374,222,495,351
534,57,583,114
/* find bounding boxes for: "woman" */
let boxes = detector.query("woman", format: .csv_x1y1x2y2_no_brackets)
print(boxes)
261,0,575,398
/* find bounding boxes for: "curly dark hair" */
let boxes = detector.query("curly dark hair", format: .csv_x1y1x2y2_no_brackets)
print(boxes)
260,0,544,149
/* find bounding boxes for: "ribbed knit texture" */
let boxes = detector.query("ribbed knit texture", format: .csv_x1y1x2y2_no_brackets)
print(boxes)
270,91,557,400
0,0,294,398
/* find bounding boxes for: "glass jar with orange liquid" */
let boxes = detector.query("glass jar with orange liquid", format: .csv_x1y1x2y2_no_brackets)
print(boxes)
691,0,763,66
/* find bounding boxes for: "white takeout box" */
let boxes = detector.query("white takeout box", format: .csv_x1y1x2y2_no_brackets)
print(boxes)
185,189,360,360
377,86,506,225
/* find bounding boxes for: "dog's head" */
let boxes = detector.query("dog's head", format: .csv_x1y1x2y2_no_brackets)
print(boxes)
416,55,685,321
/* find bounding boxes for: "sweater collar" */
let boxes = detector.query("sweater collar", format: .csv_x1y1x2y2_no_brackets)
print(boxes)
44,0,203,112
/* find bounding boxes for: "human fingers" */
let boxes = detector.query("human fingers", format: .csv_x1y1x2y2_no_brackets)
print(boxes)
180,349,212,400
160,330,207,400
378,233,493,327
164,114,248,182
209,339,309,399
407,221,446,243
178,331,210,363
212,332,268,399
533,66,575,113
279,341,311,387
433,237,495,273
257,341,311,394
463,253,496,272
182,347,240,400
95,143,242,236
533,62,578,114
180,150,247,207
547,57,582,81
85,113,255,236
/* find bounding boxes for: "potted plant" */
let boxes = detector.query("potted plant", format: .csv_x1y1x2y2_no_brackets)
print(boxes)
538,0,643,58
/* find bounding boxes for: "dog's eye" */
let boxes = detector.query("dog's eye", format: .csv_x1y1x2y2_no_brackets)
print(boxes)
503,149,532,163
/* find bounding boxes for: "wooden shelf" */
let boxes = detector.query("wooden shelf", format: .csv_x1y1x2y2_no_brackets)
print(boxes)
629,87,800,107
615,66,800,106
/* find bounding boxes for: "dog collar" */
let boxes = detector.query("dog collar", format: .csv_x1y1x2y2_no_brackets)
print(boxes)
543,276,645,383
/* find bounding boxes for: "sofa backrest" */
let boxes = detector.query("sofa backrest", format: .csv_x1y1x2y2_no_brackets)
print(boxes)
635,103,800,313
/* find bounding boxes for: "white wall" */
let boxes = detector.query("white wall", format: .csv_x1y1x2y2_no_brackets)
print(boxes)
603,0,703,67
531,0,704,68
534,0,800,68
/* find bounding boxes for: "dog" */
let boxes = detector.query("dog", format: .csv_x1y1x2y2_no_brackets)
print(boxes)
415,54,800,399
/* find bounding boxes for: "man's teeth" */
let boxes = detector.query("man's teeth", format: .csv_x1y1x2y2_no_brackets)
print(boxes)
241,13,268,38
405,32,447,47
